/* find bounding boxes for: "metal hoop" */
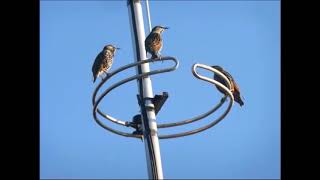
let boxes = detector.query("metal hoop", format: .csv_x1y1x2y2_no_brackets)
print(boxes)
92,58,234,139
92,56,179,138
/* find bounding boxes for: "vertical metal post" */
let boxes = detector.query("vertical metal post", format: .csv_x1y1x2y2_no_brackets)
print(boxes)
127,0,164,179
145,0,152,32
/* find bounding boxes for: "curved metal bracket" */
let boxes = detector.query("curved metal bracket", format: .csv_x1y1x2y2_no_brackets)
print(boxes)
92,59,235,140
92,56,179,138
157,64,234,139
157,63,233,128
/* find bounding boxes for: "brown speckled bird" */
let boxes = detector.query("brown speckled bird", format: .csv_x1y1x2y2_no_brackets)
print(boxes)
211,65,244,107
92,44,120,83
145,25,169,59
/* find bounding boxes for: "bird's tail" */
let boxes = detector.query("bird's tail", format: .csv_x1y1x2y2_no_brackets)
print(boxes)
238,98,244,107
234,94,244,107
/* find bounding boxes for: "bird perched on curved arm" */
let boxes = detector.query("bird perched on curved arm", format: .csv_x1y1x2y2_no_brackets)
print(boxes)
145,25,169,59
211,65,244,107
92,44,120,83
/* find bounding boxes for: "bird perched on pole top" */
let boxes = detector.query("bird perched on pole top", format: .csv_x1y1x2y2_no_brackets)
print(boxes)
211,65,244,107
145,25,169,59
92,44,120,83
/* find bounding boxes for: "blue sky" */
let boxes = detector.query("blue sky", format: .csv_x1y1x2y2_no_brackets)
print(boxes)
40,0,280,179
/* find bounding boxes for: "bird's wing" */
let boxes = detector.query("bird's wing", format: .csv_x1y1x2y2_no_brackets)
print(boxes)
221,69,234,81
145,33,152,52
152,33,162,52
214,70,233,92
145,33,162,52
92,52,104,75
213,73,230,94
232,79,241,93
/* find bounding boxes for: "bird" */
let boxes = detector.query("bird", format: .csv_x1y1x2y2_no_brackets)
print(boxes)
211,65,244,107
92,44,120,83
145,25,169,59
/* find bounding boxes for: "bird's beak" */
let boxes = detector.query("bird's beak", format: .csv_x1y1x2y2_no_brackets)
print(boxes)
116,47,121,50
163,27,169,29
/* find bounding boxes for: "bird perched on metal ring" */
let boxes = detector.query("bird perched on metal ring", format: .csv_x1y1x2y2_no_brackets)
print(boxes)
145,25,169,59
92,44,120,83
211,65,244,107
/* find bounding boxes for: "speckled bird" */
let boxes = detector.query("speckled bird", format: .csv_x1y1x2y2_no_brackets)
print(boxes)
92,44,120,83
145,25,169,59
211,65,244,107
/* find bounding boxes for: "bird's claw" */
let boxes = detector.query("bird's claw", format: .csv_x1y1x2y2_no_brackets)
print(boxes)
100,73,110,82
160,56,164,63
104,72,110,77
157,55,164,63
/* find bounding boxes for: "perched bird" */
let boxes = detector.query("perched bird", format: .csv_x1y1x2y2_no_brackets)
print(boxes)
211,65,244,107
92,44,120,83
145,25,169,59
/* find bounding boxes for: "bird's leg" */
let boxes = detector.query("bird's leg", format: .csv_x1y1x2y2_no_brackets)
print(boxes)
158,52,164,63
104,72,110,79
150,54,156,64
100,72,110,82
146,52,154,63
104,71,109,76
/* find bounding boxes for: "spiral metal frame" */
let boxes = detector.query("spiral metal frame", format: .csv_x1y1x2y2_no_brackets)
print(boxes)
92,57,234,139
92,56,179,138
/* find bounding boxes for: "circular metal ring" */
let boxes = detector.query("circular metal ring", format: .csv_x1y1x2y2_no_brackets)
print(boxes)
92,60,234,139
92,57,179,138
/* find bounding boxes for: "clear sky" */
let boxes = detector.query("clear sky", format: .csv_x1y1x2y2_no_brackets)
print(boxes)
40,0,280,179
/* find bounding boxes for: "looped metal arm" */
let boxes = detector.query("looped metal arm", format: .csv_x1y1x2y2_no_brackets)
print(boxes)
92,60,234,139
157,64,234,139
92,56,179,138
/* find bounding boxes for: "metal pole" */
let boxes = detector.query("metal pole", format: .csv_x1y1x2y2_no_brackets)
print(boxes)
127,0,164,179
145,0,152,32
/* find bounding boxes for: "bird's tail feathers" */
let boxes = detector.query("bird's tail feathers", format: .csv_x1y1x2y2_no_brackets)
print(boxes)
234,94,244,107
238,99,244,107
